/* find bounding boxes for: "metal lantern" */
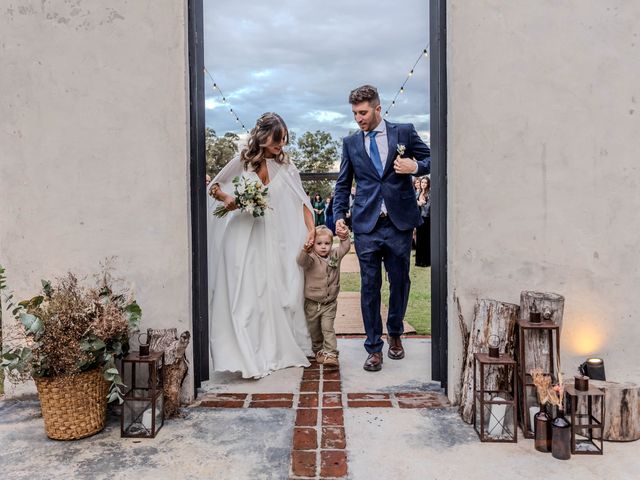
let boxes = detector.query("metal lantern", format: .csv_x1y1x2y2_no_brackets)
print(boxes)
120,350,165,438
473,352,518,442
515,318,561,438
564,381,605,455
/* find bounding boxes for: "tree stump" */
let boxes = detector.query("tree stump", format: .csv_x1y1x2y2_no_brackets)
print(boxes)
591,380,640,442
459,299,520,424
148,328,191,418
519,291,565,375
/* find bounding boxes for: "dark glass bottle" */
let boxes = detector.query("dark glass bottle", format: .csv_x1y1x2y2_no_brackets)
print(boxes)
551,409,571,460
534,404,552,452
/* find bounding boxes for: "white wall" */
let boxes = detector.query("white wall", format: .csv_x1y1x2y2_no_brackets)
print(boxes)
447,0,640,401
0,1,194,399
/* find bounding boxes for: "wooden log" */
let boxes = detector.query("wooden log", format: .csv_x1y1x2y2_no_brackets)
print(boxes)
591,380,640,442
148,328,191,418
459,299,519,424
519,291,565,376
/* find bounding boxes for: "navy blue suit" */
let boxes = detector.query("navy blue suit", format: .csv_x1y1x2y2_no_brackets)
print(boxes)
333,121,430,353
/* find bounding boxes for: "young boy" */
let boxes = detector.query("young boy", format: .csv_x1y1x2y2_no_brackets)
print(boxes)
297,225,351,367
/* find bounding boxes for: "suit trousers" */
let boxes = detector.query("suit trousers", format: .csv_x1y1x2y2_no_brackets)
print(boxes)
354,216,412,353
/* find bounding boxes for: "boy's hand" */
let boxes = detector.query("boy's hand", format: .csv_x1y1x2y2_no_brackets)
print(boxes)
336,219,349,240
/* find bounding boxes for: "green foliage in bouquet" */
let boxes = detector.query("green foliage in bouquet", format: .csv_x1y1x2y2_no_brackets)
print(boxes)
0,264,141,403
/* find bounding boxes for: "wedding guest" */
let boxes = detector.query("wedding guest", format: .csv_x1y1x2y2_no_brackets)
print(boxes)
312,193,326,226
415,176,431,267
297,226,351,367
325,193,336,234
206,174,212,185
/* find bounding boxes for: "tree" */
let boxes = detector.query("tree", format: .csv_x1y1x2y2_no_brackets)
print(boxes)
205,128,239,177
288,130,340,199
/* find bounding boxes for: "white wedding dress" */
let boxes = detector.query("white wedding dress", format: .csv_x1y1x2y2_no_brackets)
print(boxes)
207,155,312,378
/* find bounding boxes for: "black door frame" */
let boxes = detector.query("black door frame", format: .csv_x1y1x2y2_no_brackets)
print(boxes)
429,0,448,391
187,0,448,396
188,0,209,394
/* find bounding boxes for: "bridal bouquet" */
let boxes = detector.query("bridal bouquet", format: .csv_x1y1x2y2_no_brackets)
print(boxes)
213,175,269,218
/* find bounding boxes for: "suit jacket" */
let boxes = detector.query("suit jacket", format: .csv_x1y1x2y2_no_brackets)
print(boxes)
333,121,431,234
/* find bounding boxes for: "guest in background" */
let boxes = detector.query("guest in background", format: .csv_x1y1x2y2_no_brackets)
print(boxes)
312,193,326,226
415,176,431,267
325,193,336,234
206,174,212,185
413,176,421,193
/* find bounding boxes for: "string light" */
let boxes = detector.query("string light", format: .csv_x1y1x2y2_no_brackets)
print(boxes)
204,67,250,134
384,44,429,117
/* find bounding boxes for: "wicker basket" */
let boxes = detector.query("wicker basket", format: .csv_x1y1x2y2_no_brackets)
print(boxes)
34,367,109,440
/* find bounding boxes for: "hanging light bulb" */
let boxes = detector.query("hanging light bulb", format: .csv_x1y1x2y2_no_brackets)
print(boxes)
409,70,414,76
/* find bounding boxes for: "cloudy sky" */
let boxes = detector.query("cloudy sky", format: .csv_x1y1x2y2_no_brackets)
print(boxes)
204,0,430,143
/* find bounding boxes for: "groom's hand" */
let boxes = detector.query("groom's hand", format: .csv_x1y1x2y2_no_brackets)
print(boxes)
393,156,419,175
336,219,349,241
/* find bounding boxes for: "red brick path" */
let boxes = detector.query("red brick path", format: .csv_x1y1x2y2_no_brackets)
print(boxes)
196,359,449,479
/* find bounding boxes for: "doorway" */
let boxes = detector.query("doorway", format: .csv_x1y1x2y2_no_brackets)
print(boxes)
187,0,448,394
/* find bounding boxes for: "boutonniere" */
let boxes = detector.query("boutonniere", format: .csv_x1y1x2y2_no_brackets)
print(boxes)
396,144,406,157
327,257,338,269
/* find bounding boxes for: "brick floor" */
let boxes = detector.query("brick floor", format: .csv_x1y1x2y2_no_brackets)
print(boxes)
196,362,447,479
289,362,349,479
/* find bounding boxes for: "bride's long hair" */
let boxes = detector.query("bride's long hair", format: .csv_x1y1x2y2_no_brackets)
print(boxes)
240,112,290,172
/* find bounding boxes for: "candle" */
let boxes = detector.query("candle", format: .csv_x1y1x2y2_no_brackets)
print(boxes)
488,397,507,437
574,375,589,391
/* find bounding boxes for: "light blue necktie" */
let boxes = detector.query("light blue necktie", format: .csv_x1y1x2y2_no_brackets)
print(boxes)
366,131,384,176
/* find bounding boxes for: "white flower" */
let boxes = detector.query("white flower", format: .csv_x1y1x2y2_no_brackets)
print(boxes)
246,205,255,215
397,144,406,156
236,184,245,196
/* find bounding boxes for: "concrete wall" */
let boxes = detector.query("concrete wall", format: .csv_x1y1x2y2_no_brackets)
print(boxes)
447,0,640,400
0,1,194,399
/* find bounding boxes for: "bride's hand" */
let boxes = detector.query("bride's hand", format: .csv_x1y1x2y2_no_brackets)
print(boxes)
304,229,315,250
223,194,237,211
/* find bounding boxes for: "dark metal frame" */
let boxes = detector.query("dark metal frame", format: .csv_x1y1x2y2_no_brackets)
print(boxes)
515,319,561,438
188,0,209,395
565,384,605,455
473,353,518,443
120,351,165,438
187,0,449,395
430,0,448,390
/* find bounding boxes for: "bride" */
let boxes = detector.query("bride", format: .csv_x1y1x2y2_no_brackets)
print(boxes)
207,112,315,378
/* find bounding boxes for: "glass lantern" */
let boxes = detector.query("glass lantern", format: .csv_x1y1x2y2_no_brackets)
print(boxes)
473,352,518,442
565,383,605,454
120,350,165,438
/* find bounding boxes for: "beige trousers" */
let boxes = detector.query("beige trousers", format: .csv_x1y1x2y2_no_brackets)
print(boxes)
303,299,338,355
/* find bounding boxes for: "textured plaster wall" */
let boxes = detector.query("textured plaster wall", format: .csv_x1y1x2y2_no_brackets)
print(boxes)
447,1,640,400
0,1,194,399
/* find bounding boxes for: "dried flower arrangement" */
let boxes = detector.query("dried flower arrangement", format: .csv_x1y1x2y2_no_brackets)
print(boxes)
531,368,565,408
0,263,141,403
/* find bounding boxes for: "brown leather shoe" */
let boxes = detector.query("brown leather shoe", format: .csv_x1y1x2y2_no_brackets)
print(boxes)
388,336,405,360
363,352,383,371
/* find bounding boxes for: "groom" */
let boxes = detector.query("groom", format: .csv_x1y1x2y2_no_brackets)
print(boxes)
334,85,431,372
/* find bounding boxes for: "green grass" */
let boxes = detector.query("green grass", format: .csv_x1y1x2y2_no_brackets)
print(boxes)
340,251,432,335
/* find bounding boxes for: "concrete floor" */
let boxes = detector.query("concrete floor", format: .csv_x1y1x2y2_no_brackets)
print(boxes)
0,398,294,480
346,407,640,480
2,338,639,480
